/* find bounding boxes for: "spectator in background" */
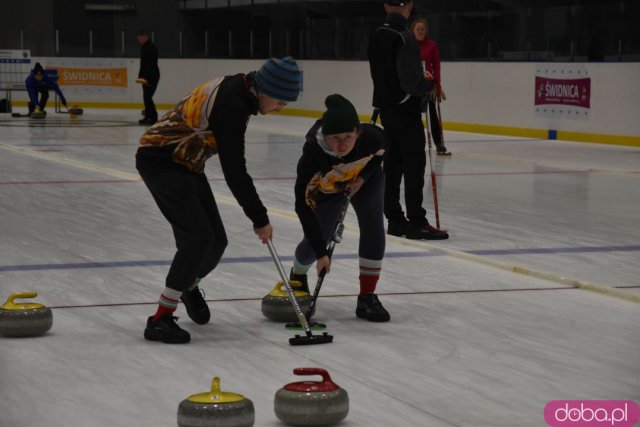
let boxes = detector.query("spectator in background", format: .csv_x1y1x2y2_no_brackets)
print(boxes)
368,0,449,240
136,30,160,125
411,18,450,155
25,62,67,116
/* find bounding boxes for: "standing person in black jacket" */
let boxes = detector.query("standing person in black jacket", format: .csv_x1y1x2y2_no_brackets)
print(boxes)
136,57,303,343
274,94,390,322
136,30,160,125
368,0,448,240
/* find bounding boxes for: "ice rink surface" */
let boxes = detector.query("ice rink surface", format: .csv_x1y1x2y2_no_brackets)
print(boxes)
0,110,638,426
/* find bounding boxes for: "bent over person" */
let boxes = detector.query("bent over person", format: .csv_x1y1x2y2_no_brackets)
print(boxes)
277,94,390,322
136,57,303,343
25,62,67,116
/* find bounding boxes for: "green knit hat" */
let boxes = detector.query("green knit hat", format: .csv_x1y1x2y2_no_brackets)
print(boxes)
321,94,361,135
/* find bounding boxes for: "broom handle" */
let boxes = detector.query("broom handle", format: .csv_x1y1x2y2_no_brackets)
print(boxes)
267,240,312,336
306,190,351,319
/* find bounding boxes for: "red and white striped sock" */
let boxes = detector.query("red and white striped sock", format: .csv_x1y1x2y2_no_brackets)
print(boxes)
152,287,182,321
359,258,382,298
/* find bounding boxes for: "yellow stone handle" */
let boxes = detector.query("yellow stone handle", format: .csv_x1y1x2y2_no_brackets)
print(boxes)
210,377,222,400
1,292,45,310
7,292,38,304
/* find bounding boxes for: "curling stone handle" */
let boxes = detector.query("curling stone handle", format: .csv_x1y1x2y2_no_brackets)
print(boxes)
7,292,38,304
293,368,333,384
210,377,222,397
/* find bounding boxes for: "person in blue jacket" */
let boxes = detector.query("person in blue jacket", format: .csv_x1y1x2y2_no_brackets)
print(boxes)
25,62,67,116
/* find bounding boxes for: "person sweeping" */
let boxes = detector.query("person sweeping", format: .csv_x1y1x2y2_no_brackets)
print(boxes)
275,94,390,322
136,57,303,343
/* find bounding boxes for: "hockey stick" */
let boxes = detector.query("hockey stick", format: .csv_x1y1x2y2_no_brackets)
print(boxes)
425,105,442,230
267,239,333,346
286,190,352,332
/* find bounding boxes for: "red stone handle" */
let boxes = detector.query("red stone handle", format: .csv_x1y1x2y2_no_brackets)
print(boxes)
293,368,333,384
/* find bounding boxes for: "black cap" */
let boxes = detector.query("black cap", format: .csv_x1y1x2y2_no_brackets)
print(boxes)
321,94,361,135
33,63,44,74
385,0,410,5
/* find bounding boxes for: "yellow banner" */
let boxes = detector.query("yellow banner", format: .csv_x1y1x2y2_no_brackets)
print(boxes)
52,67,128,87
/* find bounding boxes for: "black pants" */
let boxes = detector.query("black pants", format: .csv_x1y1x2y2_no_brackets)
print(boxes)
380,101,428,226
28,87,49,113
143,78,159,120
426,99,443,148
137,164,228,292
295,167,386,263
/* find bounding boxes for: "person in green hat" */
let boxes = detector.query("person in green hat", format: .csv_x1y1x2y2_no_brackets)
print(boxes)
277,94,390,322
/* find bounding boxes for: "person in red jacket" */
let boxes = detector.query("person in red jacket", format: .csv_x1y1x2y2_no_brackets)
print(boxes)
411,18,451,155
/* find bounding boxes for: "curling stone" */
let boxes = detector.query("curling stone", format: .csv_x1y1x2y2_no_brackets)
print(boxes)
261,281,312,322
178,377,254,427
30,110,46,119
274,368,349,426
68,105,84,116
0,292,53,337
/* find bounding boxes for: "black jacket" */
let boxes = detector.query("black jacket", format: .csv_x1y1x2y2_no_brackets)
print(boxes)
368,13,431,109
138,40,159,82
295,121,385,258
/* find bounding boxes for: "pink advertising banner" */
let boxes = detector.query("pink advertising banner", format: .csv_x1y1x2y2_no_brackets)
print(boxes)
535,76,591,108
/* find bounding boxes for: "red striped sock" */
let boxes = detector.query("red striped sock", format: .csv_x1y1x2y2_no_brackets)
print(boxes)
152,304,176,321
359,274,379,298
152,287,182,321
359,258,382,298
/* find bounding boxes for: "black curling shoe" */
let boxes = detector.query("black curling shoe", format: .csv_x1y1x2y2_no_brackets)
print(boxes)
144,315,190,344
356,293,390,322
180,287,211,325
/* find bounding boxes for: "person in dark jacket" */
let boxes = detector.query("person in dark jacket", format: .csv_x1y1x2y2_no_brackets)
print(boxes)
368,0,448,240
24,62,67,116
276,94,390,322
136,30,160,125
136,57,303,343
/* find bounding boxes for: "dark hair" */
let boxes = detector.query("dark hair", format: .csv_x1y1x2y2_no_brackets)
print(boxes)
33,62,44,74
137,30,148,37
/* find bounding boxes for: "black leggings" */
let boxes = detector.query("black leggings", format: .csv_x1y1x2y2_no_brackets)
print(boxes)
295,167,385,264
138,168,228,292
143,78,159,120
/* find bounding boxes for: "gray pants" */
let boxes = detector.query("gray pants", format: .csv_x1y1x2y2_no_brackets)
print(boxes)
295,168,385,264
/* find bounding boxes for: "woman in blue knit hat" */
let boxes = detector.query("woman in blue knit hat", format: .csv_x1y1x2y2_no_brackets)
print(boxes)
273,94,390,322
135,57,303,343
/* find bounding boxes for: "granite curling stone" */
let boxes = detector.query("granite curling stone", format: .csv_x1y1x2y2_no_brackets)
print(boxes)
30,110,46,119
178,377,254,427
261,281,312,322
68,105,84,115
0,292,53,337
274,368,349,426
